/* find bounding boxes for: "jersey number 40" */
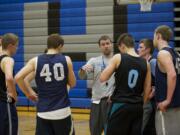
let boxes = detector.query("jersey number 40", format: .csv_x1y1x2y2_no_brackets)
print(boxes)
40,63,65,82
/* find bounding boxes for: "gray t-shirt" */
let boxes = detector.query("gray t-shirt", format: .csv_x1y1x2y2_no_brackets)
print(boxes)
85,55,115,101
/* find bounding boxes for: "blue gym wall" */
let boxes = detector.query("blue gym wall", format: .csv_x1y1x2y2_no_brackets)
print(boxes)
0,0,177,108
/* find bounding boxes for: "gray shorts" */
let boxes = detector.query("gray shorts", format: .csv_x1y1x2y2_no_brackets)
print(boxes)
156,107,180,135
142,101,153,131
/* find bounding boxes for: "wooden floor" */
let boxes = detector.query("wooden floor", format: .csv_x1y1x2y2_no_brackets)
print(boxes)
18,111,90,135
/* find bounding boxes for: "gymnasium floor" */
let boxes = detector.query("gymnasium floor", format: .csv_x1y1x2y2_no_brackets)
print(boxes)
18,108,90,135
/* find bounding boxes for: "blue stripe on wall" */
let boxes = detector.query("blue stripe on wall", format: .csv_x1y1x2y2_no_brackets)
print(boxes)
0,29,24,37
128,22,174,32
60,8,86,17
0,0,48,4
130,31,174,41
0,12,24,21
128,12,174,23
60,0,86,35
60,17,86,27
0,21,23,29
127,2,174,14
60,0,86,9
60,26,86,35
0,3,24,12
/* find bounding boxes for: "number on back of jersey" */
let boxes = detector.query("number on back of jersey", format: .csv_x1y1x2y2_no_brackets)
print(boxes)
128,69,139,89
40,63,65,82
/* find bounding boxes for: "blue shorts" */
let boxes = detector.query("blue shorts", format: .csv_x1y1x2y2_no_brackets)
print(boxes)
0,101,18,135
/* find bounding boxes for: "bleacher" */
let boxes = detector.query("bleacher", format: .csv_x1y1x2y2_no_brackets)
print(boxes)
0,0,178,109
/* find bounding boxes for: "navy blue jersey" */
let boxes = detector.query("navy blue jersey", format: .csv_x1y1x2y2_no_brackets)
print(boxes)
155,47,180,108
35,54,70,112
111,54,147,104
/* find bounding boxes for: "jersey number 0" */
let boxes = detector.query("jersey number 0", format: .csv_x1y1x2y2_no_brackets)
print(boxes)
40,63,65,82
128,69,139,89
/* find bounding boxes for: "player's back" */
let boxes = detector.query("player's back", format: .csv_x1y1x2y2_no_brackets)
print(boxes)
35,53,70,112
112,53,147,104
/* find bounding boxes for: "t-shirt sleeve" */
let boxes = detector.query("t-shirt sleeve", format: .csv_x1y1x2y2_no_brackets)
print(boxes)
86,58,95,67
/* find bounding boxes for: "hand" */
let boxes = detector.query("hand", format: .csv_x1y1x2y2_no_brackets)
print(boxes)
82,64,93,72
78,69,87,80
107,96,112,104
149,86,155,99
8,92,17,102
157,100,171,112
26,90,38,102
6,86,17,102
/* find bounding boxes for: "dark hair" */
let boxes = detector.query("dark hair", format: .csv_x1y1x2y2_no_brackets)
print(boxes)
44,48,48,53
117,33,135,48
155,25,173,42
47,34,64,49
2,33,19,49
98,35,112,45
140,39,154,54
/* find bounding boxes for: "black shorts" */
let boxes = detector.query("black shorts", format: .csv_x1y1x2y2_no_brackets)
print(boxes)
36,115,75,135
106,103,143,135
0,101,18,135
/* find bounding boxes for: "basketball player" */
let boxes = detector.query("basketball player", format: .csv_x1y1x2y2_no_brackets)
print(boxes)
100,33,151,135
138,39,156,135
153,25,180,135
15,34,76,135
78,35,115,135
0,33,19,135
